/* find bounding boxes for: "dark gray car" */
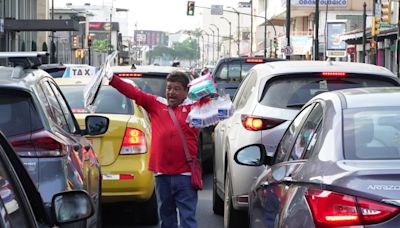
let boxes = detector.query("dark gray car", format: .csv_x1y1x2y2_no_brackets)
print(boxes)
235,87,400,227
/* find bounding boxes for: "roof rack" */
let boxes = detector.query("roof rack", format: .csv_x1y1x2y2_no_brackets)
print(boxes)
0,52,49,69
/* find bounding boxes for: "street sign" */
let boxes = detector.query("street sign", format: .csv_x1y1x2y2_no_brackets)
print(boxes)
281,46,293,55
211,5,223,15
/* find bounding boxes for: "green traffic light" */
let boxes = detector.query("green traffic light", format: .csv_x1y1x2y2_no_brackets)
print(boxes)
187,1,195,16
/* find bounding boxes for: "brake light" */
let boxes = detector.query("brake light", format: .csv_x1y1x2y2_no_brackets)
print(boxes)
321,72,347,77
119,128,147,155
241,115,285,131
305,189,400,227
115,73,143,77
245,58,265,63
9,130,68,157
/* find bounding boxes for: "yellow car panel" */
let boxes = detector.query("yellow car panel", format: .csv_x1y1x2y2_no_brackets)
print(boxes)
56,78,154,204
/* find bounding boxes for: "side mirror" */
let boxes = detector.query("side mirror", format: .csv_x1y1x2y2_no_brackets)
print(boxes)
234,144,273,167
84,115,109,135
52,190,94,225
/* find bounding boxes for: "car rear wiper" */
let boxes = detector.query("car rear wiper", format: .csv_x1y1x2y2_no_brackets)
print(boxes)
286,103,305,108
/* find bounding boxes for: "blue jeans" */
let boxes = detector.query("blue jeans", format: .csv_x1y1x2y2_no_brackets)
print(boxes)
155,174,198,228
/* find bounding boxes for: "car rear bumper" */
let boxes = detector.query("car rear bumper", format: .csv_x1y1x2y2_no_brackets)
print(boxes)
101,155,155,203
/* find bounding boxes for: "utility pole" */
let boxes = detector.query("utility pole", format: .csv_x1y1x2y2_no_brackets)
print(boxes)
362,2,367,63
51,0,55,63
220,17,232,57
286,0,291,60
314,0,319,60
209,27,215,64
398,0,400,77
372,0,377,65
250,0,253,55
264,0,268,57
210,24,220,60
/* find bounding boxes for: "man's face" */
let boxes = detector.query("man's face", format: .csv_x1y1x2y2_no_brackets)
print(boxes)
166,81,188,107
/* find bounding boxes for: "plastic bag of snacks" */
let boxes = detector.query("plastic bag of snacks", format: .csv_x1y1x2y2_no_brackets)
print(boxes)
187,94,233,128
187,73,217,101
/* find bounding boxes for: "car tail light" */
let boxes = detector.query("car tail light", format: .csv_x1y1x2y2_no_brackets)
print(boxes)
321,72,347,77
241,115,285,131
119,128,147,155
114,73,143,77
245,58,265,63
305,189,400,227
9,130,68,157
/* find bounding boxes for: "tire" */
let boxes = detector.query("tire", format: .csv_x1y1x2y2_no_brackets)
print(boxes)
224,167,249,228
212,159,224,215
140,191,159,225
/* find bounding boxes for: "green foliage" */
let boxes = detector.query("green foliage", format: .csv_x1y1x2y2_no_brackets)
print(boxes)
92,39,111,53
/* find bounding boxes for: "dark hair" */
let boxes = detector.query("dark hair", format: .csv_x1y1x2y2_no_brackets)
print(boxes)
166,71,190,88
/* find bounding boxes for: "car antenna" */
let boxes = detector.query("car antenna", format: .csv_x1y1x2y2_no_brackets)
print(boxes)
131,63,136,69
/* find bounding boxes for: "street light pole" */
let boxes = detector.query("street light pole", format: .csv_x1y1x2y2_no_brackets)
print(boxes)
209,27,215,64
314,0,319,60
220,17,232,57
202,31,210,65
51,0,54,63
228,6,240,56
286,0,291,60
201,35,205,66
210,24,220,60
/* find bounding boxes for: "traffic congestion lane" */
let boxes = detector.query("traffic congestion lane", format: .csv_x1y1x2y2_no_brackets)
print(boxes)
102,172,223,227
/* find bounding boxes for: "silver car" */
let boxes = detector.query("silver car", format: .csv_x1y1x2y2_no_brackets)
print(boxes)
235,87,400,227
213,60,400,227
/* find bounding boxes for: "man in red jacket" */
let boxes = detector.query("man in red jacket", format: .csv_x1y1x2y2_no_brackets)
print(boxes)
107,71,199,228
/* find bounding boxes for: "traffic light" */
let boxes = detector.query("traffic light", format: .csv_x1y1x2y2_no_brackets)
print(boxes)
72,35,79,49
273,37,278,48
381,1,392,24
187,1,195,16
88,34,93,47
371,17,380,36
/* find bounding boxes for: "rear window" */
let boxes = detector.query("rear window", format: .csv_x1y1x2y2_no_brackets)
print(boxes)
214,61,257,81
60,85,133,114
127,76,166,97
41,67,66,78
343,107,400,160
0,92,43,137
261,75,397,109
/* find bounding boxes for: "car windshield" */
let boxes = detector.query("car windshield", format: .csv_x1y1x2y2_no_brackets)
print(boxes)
0,92,43,137
260,75,397,109
127,76,166,97
214,62,256,81
60,85,133,114
343,107,400,160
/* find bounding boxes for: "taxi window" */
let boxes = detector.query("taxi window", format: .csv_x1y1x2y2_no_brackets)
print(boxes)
261,75,397,109
128,77,166,97
60,85,133,114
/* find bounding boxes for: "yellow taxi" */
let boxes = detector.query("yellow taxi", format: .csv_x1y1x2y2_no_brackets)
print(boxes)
55,77,158,225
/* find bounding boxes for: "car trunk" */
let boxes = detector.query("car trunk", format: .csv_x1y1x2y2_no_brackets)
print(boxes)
328,160,400,201
76,114,130,166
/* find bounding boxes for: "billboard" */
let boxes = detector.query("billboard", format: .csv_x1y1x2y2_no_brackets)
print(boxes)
327,21,346,50
89,22,119,31
134,30,168,46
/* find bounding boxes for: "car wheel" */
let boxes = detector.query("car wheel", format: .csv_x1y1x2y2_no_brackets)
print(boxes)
140,190,159,225
212,159,224,215
224,166,248,228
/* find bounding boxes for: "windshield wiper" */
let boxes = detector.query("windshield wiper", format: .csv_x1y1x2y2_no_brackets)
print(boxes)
286,103,305,108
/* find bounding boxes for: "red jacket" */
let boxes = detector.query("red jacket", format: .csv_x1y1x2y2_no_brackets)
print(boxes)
110,76,198,174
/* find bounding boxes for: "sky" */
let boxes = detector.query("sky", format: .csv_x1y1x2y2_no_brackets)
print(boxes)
54,0,240,33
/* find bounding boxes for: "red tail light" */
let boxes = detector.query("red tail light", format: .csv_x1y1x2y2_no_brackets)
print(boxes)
245,58,265,63
305,189,400,227
114,73,143,77
241,115,285,131
119,128,147,155
9,130,68,157
321,72,347,77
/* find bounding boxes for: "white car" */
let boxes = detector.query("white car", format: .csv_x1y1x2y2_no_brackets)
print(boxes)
212,60,400,228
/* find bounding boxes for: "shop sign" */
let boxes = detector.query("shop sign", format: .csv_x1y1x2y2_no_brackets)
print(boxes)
293,0,348,7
